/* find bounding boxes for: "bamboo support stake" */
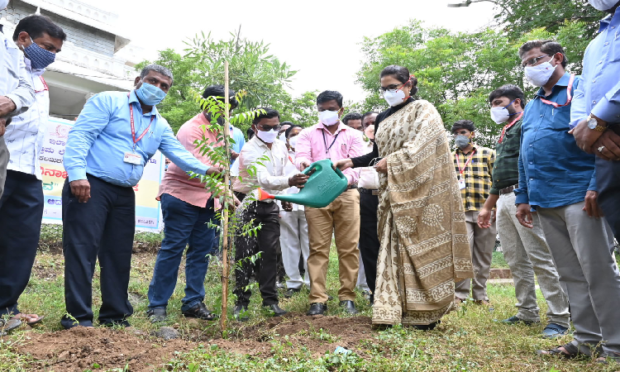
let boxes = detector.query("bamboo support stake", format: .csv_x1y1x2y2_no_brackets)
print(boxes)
220,61,231,333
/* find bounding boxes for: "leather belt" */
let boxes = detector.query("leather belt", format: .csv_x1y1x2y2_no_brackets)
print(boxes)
358,187,380,196
500,185,518,195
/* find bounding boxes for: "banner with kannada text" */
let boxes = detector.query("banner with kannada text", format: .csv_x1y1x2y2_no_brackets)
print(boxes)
41,117,164,232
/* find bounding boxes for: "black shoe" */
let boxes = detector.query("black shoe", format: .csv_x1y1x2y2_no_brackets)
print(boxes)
412,320,440,331
284,288,301,298
339,300,358,315
263,304,287,317
147,308,167,323
182,303,217,321
307,303,327,316
99,319,131,328
234,304,249,322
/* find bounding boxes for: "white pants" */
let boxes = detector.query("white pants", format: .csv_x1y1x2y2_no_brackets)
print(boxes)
280,209,310,289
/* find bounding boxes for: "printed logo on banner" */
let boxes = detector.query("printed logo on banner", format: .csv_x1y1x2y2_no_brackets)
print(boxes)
41,117,165,232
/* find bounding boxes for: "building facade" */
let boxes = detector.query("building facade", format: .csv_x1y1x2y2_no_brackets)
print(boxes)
1,0,144,120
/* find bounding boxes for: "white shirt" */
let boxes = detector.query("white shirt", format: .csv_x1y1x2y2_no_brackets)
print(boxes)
232,137,290,205
0,25,34,118
280,150,304,211
5,58,49,179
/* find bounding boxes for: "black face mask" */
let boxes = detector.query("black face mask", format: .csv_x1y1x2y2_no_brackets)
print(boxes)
204,112,226,125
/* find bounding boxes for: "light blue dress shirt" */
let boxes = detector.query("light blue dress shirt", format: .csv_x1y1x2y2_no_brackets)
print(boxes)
515,73,597,209
230,125,245,154
571,10,620,127
64,91,208,187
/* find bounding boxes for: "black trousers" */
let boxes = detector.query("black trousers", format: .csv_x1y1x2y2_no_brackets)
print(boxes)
0,171,44,316
61,175,135,329
234,201,280,306
597,156,620,242
359,189,380,302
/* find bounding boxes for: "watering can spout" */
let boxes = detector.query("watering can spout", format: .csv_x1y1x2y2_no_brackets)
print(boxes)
257,188,276,201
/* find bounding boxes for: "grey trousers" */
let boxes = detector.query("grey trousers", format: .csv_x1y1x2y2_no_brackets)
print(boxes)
538,201,620,354
280,209,310,290
456,210,497,301
0,137,8,199
497,193,570,327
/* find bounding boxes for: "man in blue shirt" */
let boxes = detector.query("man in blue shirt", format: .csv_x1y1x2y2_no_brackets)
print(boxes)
570,0,620,244
515,40,620,360
61,64,222,329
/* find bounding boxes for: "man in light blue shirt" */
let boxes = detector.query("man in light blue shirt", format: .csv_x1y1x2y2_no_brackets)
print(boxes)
61,64,221,329
571,0,620,244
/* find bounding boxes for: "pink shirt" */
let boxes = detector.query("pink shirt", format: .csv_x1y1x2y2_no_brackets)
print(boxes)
295,122,365,185
158,113,220,208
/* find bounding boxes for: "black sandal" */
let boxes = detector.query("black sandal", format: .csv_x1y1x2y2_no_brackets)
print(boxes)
538,341,601,359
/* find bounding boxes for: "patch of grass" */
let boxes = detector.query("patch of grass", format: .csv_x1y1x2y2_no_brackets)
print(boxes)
492,251,509,269
4,243,619,371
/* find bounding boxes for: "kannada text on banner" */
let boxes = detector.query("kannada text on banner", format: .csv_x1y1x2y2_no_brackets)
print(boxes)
41,117,165,232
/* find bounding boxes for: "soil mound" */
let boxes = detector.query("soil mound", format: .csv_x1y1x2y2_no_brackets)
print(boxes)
21,326,192,371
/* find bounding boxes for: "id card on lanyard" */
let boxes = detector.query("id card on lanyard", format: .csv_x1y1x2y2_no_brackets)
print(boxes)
124,95,154,165
456,150,476,190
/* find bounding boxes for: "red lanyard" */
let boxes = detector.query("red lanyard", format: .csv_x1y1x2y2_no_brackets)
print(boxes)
540,74,575,108
128,93,154,146
456,149,476,176
498,112,524,144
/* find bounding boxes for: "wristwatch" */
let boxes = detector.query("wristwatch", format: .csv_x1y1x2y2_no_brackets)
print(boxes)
587,114,608,132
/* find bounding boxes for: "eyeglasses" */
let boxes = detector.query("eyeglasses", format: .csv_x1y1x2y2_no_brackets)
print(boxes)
522,55,551,67
258,123,281,131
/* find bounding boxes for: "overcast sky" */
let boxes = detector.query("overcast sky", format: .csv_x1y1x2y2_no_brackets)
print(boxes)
84,0,496,103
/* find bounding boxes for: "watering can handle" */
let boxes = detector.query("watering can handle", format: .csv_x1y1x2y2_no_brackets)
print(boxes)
333,166,346,180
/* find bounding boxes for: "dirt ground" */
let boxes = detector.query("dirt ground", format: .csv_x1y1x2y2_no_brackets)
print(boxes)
17,315,374,371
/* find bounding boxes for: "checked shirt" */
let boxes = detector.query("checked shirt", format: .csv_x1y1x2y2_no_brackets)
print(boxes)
453,145,495,212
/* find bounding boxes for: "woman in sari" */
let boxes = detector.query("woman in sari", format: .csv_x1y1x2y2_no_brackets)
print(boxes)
336,65,473,328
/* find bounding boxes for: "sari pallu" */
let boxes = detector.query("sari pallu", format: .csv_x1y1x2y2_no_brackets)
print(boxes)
372,100,473,326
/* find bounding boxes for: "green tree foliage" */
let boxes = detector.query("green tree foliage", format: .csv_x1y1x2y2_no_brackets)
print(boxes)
138,30,318,134
356,11,595,147
493,0,603,42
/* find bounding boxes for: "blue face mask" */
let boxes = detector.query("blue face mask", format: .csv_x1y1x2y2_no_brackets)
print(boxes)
24,38,56,70
135,82,167,106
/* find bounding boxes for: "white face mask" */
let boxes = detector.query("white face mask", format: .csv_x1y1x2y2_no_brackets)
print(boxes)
490,107,511,125
0,0,8,10
319,110,340,126
256,128,278,143
288,135,298,149
588,0,618,10
383,89,407,107
524,61,556,87
278,132,286,142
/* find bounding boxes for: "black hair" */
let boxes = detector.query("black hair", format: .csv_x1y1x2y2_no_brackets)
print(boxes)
13,15,67,42
519,40,568,68
362,112,377,122
316,90,343,108
342,112,362,125
252,107,280,125
489,85,526,109
285,125,302,138
380,65,419,96
202,84,238,109
247,127,255,140
451,120,476,133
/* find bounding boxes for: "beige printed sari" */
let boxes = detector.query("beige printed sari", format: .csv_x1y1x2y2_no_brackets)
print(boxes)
372,100,473,326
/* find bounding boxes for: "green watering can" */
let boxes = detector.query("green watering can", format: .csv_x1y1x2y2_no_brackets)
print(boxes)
257,159,348,208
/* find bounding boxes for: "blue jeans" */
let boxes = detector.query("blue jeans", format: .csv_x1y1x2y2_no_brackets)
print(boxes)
148,194,217,312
